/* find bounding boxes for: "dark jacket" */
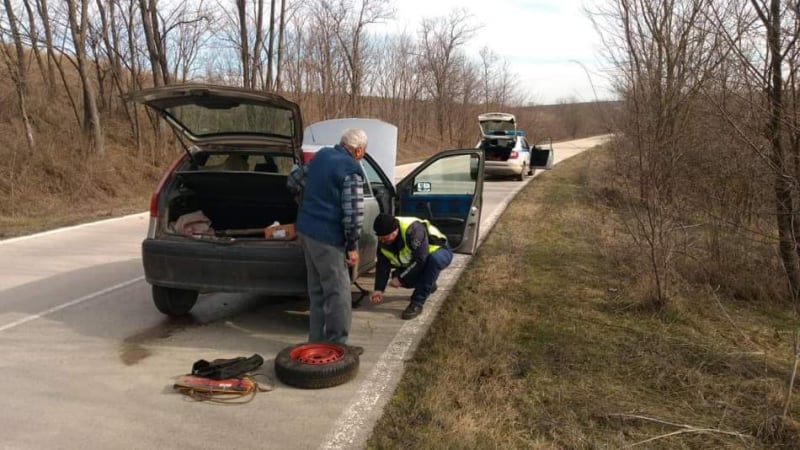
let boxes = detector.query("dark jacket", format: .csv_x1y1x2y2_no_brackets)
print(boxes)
374,221,431,291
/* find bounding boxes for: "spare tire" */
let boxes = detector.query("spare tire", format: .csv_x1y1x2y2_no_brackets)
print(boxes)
274,342,359,389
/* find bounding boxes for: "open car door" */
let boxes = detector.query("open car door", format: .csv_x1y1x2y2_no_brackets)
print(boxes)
530,137,554,170
395,149,484,255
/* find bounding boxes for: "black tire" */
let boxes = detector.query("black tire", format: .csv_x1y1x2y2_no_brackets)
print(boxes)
516,164,526,181
152,285,198,316
275,342,359,389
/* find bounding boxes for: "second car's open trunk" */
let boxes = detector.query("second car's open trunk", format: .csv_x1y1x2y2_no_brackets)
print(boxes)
479,136,515,162
166,171,298,236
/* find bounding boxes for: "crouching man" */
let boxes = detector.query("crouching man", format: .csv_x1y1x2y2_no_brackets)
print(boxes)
369,213,453,320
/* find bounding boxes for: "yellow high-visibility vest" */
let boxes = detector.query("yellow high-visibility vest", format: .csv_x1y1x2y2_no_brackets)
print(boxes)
380,217,447,267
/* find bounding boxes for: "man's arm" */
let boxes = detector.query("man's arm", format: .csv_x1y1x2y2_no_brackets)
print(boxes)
286,163,306,200
374,252,391,292
341,173,364,252
397,221,430,284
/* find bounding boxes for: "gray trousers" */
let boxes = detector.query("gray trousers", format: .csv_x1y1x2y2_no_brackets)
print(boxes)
298,232,352,344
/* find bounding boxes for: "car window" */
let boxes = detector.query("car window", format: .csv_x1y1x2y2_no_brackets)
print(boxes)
521,138,530,150
191,153,294,174
360,159,385,197
411,154,476,195
251,154,293,174
197,154,250,171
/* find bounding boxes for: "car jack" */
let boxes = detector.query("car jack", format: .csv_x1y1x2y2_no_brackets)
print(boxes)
352,281,370,308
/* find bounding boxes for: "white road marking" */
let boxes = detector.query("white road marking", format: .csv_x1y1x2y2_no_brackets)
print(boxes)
0,276,144,332
321,302,431,450
0,212,148,245
321,169,528,449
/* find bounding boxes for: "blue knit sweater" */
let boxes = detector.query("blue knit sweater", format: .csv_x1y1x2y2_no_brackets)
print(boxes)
296,145,362,248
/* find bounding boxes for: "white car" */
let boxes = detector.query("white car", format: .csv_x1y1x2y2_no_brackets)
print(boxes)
475,112,553,181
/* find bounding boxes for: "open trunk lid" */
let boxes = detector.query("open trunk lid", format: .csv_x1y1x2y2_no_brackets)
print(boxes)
478,112,516,137
127,84,303,160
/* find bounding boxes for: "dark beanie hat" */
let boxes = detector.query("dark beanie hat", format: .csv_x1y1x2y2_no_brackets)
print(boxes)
373,214,398,236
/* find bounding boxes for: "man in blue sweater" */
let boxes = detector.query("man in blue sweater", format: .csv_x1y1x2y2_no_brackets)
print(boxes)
289,128,367,345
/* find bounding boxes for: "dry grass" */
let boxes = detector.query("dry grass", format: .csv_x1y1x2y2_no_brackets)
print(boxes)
368,147,800,449
0,127,164,238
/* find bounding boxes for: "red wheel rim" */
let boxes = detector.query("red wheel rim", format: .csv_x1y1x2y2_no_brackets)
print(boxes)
289,343,345,365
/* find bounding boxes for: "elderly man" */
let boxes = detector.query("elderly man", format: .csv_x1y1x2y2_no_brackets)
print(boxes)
288,128,367,346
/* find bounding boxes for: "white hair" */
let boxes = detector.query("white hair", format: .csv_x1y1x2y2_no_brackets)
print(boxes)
339,128,368,151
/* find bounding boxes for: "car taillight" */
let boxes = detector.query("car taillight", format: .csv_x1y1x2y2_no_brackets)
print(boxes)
302,151,316,164
150,154,187,217
509,151,519,159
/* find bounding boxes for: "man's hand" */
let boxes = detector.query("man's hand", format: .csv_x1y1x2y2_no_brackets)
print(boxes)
370,290,384,304
389,277,401,288
346,250,359,267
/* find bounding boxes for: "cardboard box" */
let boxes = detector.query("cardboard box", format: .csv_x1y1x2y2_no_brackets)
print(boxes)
264,223,297,240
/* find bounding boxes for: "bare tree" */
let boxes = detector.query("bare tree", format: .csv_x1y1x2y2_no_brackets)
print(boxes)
139,0,168,86
235,0,265,88
703,0,800,298
264,0,275,89
20,0,49,88
595,0,722,307
33,0,58,90
323,0,394,116
753,0,800,298
273,0,287,91
65,0,105,155
478,46,497,110
1,0,36,152
417,8,478,140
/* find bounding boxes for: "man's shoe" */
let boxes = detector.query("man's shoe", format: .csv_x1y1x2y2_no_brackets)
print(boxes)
347,345,364,356
401,303,423,320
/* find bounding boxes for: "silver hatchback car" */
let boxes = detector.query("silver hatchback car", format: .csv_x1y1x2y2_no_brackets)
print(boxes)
475,112,553,180
128,84,485,316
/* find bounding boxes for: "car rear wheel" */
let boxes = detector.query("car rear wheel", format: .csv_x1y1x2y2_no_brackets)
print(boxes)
152,285,198,316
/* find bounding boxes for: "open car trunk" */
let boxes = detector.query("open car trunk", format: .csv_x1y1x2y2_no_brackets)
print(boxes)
479,136,515,162
164,171,298,239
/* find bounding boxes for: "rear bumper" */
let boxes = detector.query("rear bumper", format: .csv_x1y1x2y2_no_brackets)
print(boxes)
142,238,308,295
484,160,524,176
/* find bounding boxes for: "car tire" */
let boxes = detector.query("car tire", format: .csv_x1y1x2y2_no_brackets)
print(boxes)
275,342,359,389
516,164,526,181
152,285,198,316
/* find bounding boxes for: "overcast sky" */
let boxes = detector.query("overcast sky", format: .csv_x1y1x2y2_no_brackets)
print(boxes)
375,0,614,105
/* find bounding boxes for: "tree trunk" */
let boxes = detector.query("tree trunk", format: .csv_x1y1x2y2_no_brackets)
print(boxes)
266,0,276,90
761,0,800,297
34,0,57,92
2,0,36,152
140,0,165,87
237,0,250,88
274,0,286,92
66,0,105,156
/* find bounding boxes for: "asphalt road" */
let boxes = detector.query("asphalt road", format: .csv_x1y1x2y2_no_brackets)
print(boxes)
0,136,608,450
